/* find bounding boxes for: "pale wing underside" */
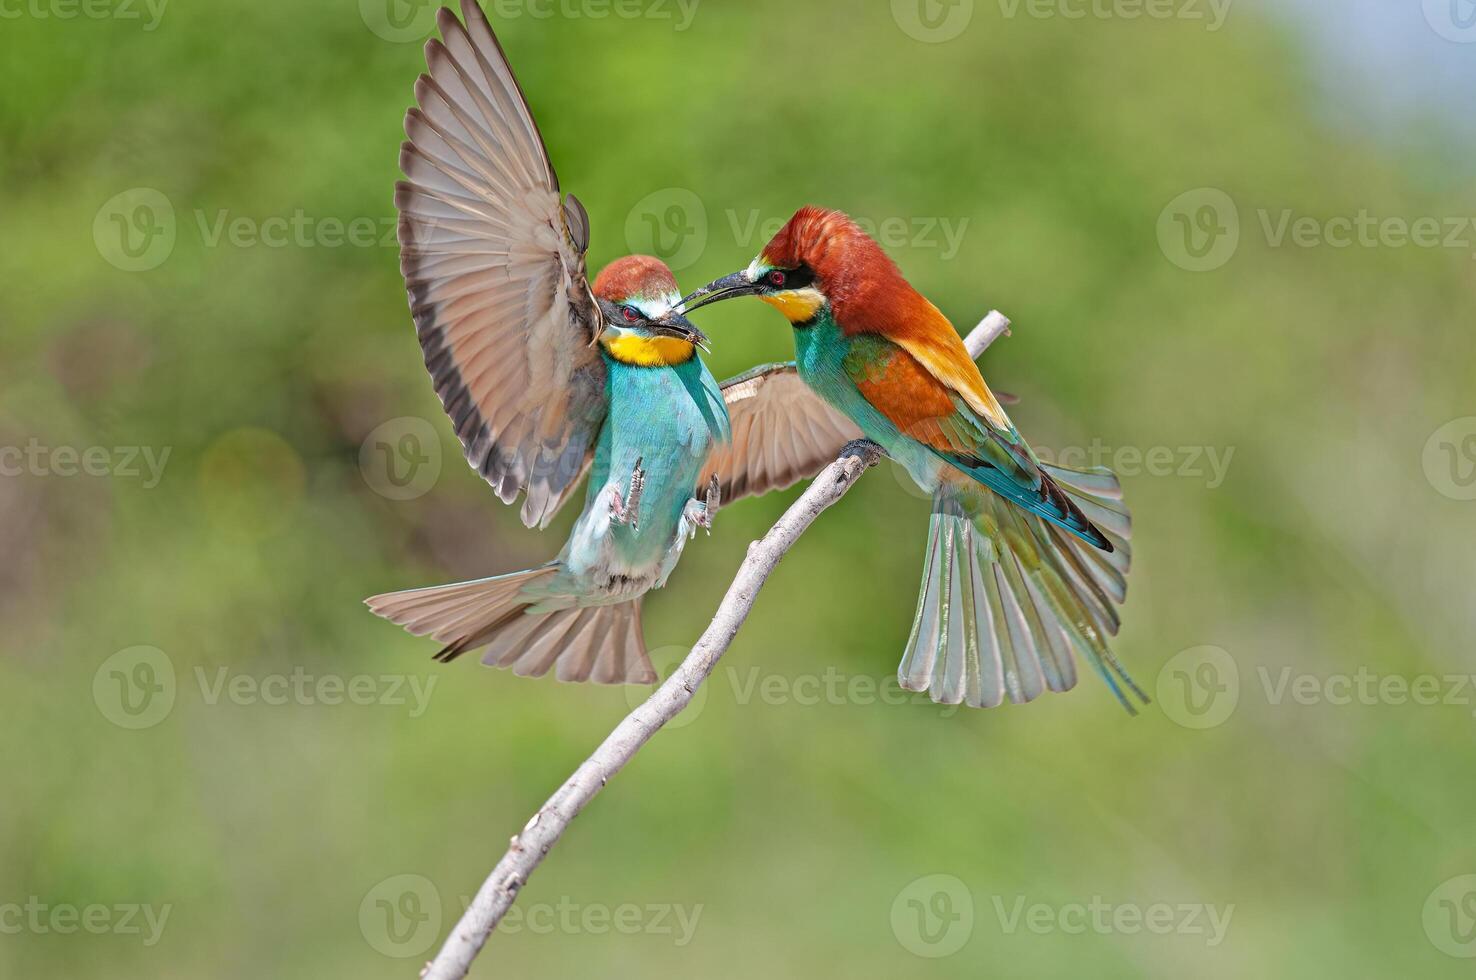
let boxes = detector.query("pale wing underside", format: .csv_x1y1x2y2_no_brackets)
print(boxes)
702,363,863,505
398,0,606,528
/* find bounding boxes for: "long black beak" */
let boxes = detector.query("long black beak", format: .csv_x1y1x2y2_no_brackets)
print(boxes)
650,310,712,353
677,271,761,315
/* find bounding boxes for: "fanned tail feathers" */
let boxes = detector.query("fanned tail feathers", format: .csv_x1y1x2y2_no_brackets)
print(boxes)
365,567,656,684
899,465,1147,712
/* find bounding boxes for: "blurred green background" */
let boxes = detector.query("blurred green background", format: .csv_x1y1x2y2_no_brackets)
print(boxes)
4,0,1476,976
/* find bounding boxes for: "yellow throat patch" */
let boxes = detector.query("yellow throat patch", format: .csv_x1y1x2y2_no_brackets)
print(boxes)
760,287,826,324
602,333,696,367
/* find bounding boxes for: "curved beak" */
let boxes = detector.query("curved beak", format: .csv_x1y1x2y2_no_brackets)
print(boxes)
650,309,712,354
676,270,761,315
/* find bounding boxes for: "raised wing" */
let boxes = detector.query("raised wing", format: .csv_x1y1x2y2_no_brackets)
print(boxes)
842,332,1111,550
700,363,863,505
398,0,606,528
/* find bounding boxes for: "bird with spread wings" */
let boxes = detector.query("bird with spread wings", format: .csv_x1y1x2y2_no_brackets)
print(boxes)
365,2,861,684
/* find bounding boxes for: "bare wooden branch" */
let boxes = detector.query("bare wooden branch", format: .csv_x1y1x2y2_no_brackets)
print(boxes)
418,311,1012,980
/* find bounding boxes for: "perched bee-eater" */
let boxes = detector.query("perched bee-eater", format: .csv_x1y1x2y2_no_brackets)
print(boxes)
680,207,1146,711
367,6,857,683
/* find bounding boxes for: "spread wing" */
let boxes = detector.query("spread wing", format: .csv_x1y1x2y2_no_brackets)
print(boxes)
843,329,1112,550
397,1,606,528
700,364,863,506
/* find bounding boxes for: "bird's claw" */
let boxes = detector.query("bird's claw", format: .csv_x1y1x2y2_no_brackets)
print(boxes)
609,457,645,531
694,475,720,534
841,439,886,467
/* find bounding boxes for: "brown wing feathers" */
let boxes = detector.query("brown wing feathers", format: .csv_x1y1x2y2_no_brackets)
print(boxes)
397,1,607,528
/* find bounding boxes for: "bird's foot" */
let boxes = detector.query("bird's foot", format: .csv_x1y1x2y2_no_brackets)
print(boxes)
841,439,886,467
608,457,645,532
696,475,720,533
682,476,721,537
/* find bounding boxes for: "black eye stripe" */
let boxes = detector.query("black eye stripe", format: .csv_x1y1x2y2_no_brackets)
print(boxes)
774,265,815,290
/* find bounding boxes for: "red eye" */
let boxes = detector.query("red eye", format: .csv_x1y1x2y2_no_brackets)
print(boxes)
768,270,787,287
622,306,641,323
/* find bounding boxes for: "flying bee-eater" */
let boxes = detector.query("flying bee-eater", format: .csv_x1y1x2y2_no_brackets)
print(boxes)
367,6,858,683
680,206,1146,711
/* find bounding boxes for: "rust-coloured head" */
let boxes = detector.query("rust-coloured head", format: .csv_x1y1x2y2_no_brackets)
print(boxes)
678,206,918,330
593,254,682,306
759,206,901,291
591,255,709,363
